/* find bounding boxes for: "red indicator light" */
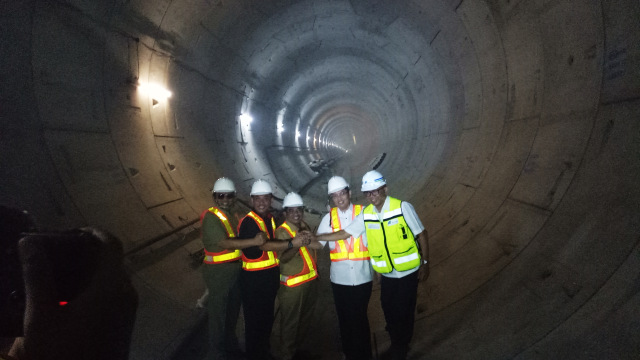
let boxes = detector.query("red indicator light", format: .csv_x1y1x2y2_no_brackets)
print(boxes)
59,301,68,306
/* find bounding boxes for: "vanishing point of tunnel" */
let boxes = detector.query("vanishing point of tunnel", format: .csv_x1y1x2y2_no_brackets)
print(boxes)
1,0,639,359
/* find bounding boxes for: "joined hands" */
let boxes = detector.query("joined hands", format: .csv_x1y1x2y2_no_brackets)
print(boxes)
292,230,314,247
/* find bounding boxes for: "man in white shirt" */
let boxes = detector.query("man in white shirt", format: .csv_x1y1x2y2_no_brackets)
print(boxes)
317,176,374,360
317,171,429,360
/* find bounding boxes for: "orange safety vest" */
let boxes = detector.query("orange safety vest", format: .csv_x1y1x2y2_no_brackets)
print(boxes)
277,222,318,287
200,207,241,264
329,205,370,261
240,211,279,271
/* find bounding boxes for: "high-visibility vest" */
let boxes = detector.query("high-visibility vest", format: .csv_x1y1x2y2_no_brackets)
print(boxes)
240,211,279,271
200,207,241,264
277,222,318,287
364,197,421,273
329,205,369,261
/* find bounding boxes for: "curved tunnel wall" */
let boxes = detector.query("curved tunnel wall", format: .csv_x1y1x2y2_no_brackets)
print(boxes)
1,0,639,359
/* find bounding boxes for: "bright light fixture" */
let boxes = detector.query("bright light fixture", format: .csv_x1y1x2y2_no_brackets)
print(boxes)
138,82,172,99
239,113,253,125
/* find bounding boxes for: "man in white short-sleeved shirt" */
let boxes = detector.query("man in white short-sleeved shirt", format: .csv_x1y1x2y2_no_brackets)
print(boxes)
316,176,373,360
317,171,429,360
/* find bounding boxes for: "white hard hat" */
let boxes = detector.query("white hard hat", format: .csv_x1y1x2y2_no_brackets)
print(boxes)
283,192,304,208
361,170,386,192
213,177,235,193
327,176,349,194
250,179,273,195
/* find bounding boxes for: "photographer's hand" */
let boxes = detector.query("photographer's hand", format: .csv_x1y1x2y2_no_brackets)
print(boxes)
10,228,138,360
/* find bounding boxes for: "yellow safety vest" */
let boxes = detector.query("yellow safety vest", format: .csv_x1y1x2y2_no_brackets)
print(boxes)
364,197,421,273
329,205,369,261
277,222,318,287
200,207,241,264
240,211,279,271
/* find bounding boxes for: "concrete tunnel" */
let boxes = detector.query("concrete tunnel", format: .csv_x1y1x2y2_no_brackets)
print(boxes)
1,0,639,359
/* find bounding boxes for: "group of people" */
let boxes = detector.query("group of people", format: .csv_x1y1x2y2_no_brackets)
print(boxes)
201,170,429,360
200,178,319,360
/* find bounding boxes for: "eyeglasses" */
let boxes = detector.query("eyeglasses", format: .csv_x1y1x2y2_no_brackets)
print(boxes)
215,193,236,199
330,189,349,199
363,187,384,197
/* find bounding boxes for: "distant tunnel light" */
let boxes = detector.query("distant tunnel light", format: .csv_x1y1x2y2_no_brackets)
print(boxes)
277,108,285,134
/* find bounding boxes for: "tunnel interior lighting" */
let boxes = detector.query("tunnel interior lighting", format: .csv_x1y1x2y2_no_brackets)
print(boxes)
239,113,253,127
277,108,286,134
138,83,172,99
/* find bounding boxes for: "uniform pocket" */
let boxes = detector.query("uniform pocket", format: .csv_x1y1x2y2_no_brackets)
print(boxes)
389,225,413,250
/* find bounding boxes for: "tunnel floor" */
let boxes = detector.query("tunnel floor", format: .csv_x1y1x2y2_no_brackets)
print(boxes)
171,246,423,360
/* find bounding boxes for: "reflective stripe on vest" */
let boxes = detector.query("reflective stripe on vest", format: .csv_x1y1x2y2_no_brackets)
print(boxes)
241,212,279,271
277,223,318,287
364,197,421,273
329,205,369,261
201,207,241,264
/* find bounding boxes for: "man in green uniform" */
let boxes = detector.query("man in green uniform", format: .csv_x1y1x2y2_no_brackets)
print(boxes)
200,177,267,360
275,193,322,360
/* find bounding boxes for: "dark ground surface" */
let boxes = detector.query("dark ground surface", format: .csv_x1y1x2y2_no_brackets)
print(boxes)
171,246,405,360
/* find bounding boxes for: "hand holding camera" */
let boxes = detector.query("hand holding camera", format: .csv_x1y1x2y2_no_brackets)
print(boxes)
1,208,138,360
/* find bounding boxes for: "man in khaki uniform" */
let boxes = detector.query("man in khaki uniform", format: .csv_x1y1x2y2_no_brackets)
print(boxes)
275,192,321,360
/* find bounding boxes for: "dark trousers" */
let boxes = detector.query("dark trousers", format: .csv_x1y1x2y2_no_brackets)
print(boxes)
240,267,280,360
380,271,419,358
332,281,373,360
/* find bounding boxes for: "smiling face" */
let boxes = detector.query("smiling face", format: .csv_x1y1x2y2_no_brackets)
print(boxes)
284,206,303,226
213,192,236,211
329,187,351,211
251,194,273,216
364,185,387,210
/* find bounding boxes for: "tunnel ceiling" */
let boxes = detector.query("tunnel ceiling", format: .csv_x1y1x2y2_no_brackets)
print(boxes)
145,0,456,209
1,0,639,359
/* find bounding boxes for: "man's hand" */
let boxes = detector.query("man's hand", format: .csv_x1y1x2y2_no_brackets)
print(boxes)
418,262,430,282
374,271,382,285
291,231,311,247
306,231,317,243
300,231,312,246
253,232,268,246
10,228,138,360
